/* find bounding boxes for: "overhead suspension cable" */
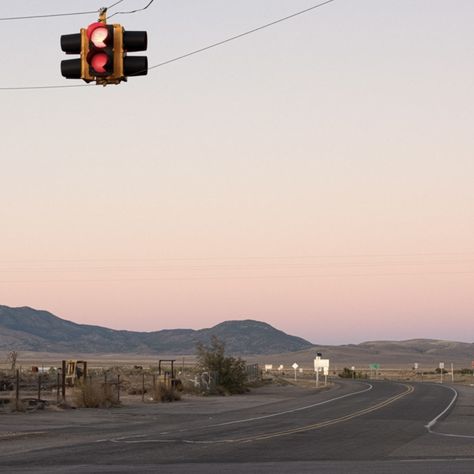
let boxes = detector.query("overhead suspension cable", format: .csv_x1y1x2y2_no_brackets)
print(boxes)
0,0,335,91
0,0,125,22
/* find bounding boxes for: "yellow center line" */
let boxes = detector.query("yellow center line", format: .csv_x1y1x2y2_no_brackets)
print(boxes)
229,383,415,443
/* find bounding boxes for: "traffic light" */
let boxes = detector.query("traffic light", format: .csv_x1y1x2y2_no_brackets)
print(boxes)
60,9,148,85
86,22,115,79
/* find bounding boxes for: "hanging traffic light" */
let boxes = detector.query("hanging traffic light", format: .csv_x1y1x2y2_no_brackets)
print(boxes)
60,8,148,86
86,22,115,78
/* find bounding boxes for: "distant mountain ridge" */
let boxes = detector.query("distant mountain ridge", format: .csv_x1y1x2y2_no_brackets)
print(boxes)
0,305,313,355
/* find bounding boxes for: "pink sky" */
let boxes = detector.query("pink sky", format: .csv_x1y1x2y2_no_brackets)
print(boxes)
1,0,473,344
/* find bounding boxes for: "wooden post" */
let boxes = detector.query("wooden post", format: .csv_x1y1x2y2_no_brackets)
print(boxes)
37,373,42,400
117,374,120,403
142,373,145,402
61,360,66,402
56,372,60,403
15,369,20,410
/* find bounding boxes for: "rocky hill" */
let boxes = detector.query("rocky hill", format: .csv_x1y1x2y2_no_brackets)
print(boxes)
0,305,313,355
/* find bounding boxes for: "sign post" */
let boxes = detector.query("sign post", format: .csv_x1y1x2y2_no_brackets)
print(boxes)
439,362,444,383
292,363,299,381
314,356,329,388
369,363,380,379
351,366,355,380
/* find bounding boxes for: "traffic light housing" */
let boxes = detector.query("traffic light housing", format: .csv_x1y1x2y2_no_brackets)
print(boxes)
60,33,82,79
86,22,115,79
60,12,148,85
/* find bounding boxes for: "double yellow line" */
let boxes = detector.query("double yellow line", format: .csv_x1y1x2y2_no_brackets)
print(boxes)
230,383,414,443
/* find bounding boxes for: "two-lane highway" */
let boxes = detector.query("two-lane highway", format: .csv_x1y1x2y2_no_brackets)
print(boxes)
1,379,473,473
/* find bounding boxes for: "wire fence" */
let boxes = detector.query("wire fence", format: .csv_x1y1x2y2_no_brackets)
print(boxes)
0,363,262,412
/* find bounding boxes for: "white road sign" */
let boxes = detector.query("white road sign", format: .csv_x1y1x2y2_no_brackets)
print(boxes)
314,358,330,371
292,363,299,370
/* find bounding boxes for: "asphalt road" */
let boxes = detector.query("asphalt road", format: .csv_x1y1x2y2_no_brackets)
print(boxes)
1,380,473,473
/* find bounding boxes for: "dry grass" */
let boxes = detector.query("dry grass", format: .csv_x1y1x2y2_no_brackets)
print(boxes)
151,383,181,403
73,381,119,408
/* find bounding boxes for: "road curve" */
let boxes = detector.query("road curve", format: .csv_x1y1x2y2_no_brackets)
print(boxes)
1,379,473,473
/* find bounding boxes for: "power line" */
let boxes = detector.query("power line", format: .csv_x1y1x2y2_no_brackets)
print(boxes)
0,84,90,91
108,0,155,20
0,0,125,22
148,0,335,72
0,251,473,264
0,0,335,91
0,9,97,22
1,270,473,285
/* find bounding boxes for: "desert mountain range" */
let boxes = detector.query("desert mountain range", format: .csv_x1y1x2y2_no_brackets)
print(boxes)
1,305,473,368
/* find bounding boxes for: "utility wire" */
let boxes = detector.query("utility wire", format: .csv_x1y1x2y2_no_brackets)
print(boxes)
108,0,127,9
2,270,474,285
0,0,335,90
148,0,335,72
0,9,98,22
0,0,143,22
0,0,123,22
108,0,155,19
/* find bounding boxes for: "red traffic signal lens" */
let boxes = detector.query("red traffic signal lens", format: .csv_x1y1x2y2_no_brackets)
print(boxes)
90,53,109,73
91,27,109,48
87,23,110,48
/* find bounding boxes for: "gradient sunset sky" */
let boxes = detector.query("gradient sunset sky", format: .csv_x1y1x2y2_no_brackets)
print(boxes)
1,0,473,344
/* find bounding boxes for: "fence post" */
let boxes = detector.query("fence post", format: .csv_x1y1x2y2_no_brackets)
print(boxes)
142,373,145,402
15,369,20,410
117,374,120,403
37,373,42,400
104,372,108,399
61,360,66,402
56,372,60,403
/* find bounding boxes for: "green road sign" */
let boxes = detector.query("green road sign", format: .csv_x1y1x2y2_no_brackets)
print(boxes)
369,363,380,369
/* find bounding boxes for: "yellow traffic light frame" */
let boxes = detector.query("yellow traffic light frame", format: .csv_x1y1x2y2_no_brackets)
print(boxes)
80,12,125,86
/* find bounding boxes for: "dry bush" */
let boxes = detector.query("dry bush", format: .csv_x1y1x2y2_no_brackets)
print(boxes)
151,383,181,403
73,381,118,408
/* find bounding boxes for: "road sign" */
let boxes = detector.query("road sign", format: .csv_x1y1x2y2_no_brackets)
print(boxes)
439,362,445,369
414,363,419,370
292,363,299,381
369,363,380,370
314,358,329,371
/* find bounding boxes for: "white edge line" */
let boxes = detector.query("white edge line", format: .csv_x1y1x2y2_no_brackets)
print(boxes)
425,385,458,431
424,385,474,438
105,382,373,444
207,382,374,428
